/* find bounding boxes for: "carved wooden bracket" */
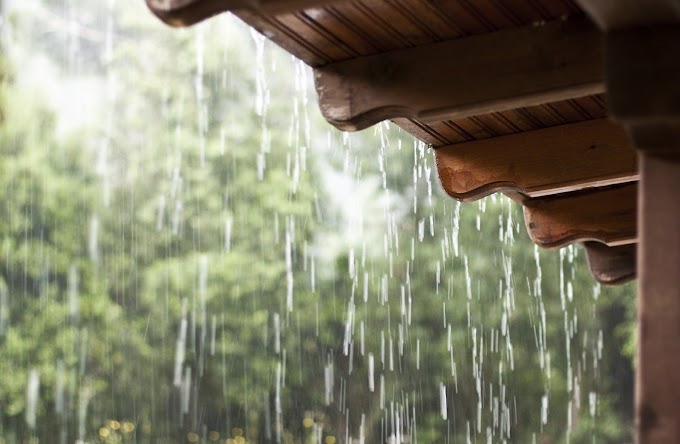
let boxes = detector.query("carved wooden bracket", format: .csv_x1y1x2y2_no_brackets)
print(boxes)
523,183,637,249
314,17,604,131
435,119,637,201
583,241,636,285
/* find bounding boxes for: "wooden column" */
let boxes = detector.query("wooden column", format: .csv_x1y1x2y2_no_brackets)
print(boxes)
605,23,680,442
636,151,680,442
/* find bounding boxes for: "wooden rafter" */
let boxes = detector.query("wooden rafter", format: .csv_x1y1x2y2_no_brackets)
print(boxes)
435,118,637,201
314,17,604,131
523,183,637,248
583,241,636,285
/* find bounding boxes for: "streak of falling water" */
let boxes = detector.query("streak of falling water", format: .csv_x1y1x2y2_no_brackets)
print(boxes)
25,369,39,429
0,280,7,336
156,195,166,230
195,25,207,167
440,383,448,420
360,413,366,444
275,362,282,444
274,312,281,354
224,215,233,251
198,255,208,376
416,339,420,370
380,374,385,410
77,387,91,443
174,299,188,386
181,366,192,417
210,314,216,356
311,251,316,293
68,264,79,323
325,356,334,406
368,353,375,392
88,214,98,265
589,391,597,417
285,221,294,312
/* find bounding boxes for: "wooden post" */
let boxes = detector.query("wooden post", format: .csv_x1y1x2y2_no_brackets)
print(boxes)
636,151,680,442
574,1,680,438
605,24,680,442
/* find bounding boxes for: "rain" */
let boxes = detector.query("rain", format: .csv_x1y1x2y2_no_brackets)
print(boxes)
0,0,636,443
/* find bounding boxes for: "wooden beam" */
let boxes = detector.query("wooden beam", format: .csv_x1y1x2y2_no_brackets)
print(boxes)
583,241,636,285
314,17,604,131
146,0,338,26
435,119,637,202
575,0,680,30
523,183,637,249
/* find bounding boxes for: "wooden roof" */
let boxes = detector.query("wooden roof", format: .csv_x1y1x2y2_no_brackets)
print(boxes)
146,0,639,284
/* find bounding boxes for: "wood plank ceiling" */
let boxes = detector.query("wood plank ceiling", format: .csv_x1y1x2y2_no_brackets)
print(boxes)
146,0,639,285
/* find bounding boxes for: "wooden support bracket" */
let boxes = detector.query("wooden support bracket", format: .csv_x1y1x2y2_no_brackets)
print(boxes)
583,241,637,285
146,0,339,26
523,183,638,249
435,119,637,201
314,17,604,131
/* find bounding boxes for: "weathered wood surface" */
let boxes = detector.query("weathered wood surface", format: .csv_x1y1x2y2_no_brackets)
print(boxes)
435,118,637,201
314,17,604,131
636,152,680,443
575,0,680,30
523,183,638,249
583,241,636,285
146,0,339,26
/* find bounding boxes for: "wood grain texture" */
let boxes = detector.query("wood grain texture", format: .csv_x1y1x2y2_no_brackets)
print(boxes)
392,95,609,147
523,183,638,249
235,0,582,66
314,17,604,131
583,241,636,285
146,0,340,26
435,118,637,201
